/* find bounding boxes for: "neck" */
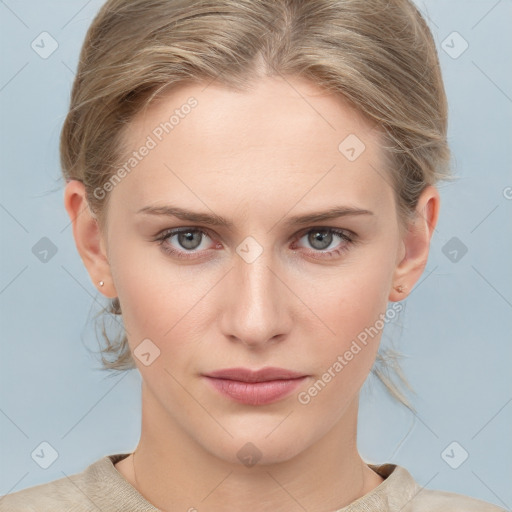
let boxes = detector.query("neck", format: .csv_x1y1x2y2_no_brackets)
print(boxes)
117,385,384,512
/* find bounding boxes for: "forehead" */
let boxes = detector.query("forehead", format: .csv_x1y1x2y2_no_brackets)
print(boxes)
124,76,379,156
113,76,392,216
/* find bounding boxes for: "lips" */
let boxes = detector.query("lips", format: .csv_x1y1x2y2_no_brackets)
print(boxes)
204,366,306,383
202,367,308,405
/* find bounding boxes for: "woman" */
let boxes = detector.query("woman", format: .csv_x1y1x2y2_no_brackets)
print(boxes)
1,0,506,510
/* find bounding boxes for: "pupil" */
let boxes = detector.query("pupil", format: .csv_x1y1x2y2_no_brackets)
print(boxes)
310,230,331,250
180,231,200,249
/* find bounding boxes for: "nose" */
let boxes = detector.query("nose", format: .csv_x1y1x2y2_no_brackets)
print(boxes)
219,244,291,349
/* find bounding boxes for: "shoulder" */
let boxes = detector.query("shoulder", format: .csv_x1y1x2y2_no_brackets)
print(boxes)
0,454,132,512
0,473,93,512
404,488,507,511
371,463,507,512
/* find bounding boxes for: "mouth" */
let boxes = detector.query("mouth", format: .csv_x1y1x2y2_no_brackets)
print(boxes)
202,367,309,405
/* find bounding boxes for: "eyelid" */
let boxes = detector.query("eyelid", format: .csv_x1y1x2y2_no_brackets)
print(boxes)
294,225,356,240
155,225,356,241
154,225,357,241
291,226,356,254
154,227,216,261
154,226,215,247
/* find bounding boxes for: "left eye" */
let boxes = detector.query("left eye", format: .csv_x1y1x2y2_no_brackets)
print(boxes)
293,227,354,257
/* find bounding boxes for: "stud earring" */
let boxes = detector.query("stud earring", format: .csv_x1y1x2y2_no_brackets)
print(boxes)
394,284,405,293
99,281,104,287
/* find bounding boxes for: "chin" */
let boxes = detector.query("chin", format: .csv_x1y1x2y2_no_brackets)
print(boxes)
198,425,316,468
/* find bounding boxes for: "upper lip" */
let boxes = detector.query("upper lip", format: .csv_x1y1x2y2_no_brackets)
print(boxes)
204,367,307,383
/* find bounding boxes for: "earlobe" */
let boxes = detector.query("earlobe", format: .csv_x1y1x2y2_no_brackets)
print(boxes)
389,185,440,302
63,180,117,298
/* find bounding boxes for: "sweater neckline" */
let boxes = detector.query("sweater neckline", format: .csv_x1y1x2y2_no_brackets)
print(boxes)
94,453,420,511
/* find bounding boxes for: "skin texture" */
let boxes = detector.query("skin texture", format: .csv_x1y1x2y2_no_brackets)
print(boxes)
64,76,439,512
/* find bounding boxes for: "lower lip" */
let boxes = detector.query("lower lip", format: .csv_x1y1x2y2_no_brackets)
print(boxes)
203,376,307,405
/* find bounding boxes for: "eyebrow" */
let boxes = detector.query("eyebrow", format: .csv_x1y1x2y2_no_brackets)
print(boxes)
136,204,374,228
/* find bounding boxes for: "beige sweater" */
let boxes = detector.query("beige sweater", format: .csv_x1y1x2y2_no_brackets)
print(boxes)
0,453,506,511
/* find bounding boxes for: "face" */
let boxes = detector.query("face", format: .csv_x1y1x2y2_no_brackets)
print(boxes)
93,76,407,465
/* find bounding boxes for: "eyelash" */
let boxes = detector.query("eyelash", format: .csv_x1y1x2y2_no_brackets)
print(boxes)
154,227,357,261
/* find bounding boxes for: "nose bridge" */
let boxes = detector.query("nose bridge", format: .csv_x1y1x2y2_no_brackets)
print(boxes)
221,236,287,347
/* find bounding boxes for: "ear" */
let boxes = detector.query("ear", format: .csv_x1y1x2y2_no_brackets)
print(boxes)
63,180,117,298
389,185,440,302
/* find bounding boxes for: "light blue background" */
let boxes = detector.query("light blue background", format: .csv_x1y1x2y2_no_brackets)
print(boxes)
1,0,511,508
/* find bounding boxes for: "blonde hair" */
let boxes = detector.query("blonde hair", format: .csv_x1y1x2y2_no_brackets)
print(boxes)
61,0,451,413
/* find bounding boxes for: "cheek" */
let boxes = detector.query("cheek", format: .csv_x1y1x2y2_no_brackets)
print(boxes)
108,239,219,373
107,237,179,346
309,247,395,339
303,247,396,387
297,291,388,415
